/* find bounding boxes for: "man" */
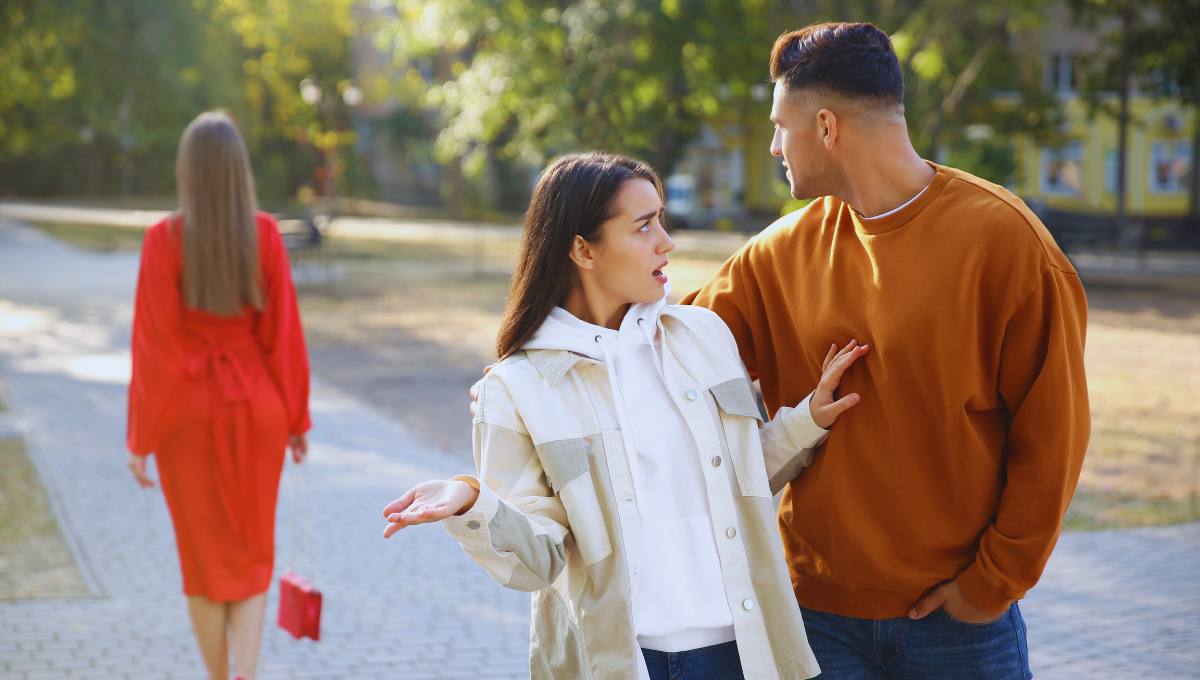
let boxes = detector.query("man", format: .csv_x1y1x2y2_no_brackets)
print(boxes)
680,22,1090,678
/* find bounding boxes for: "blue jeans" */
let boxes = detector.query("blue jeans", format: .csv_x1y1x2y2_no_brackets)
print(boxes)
801,604,1032,679
642,641,745,680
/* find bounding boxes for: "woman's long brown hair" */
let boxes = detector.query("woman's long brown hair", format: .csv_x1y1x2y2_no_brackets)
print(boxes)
495,152,664,360
175,111,263,316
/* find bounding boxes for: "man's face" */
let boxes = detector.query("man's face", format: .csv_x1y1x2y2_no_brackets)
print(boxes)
769,82,840,201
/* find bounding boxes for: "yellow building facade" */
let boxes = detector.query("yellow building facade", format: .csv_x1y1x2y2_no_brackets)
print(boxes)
1014,96,1197,219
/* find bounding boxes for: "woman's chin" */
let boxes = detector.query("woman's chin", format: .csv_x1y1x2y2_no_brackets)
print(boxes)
635,281,667,303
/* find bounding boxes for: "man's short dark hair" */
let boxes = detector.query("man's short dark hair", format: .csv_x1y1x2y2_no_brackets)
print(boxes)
770,23,904,107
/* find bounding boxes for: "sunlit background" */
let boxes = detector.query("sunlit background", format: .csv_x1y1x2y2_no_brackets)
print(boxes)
0,2,1198,677
1,0,1195,237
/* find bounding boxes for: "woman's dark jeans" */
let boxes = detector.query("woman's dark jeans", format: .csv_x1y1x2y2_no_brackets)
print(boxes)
642,640,746,680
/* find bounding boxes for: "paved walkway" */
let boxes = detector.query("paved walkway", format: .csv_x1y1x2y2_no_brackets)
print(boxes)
0,217,1197,679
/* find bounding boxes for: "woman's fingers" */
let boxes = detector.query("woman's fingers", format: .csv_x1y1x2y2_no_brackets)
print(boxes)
820,342,868,390
824,393,860,418
127,455,155,489
382,489,418,517
821,343,838,372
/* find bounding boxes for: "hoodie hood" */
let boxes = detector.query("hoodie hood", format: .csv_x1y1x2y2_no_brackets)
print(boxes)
522,283,671,358
519,284,671,520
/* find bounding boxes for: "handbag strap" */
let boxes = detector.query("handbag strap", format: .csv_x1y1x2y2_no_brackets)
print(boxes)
287,458,316,578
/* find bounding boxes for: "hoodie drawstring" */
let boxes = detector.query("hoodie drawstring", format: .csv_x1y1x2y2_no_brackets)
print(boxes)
595,335,647,519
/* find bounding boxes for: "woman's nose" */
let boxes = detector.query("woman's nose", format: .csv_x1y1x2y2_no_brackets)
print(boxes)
658,230,675,254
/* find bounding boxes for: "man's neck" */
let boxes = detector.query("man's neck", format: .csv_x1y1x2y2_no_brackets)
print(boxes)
839,144,936,218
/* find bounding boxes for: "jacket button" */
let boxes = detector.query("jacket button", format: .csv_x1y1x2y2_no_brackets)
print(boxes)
686,389,698,400
726,527,736,539
743,599,754,611
467,521,480,530
712,456,722,467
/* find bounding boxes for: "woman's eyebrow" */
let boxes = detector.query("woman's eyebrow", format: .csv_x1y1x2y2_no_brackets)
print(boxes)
632,208,663,223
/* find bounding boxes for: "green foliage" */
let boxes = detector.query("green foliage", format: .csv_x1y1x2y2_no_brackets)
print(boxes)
376,0,1062,184
378,0,781,177
0,0,354,202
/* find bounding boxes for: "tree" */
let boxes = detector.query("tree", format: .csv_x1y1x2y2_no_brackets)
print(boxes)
376,0,1061,203
0,0,356,203
377,0,781,181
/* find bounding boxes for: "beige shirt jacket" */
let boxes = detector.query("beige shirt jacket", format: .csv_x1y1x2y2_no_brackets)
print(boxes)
444,305,827,680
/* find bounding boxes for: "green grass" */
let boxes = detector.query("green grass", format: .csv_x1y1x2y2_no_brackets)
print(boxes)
0,438,58,544
0,437,90,598
26,221,146,253
1063,489,1200,531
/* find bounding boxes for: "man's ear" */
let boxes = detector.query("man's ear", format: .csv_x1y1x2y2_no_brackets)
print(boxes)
568,234,596,270
817,108,839,150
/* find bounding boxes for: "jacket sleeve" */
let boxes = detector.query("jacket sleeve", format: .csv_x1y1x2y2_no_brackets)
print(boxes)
126,221,188,456
714,325,828,495
442,374,572,592
763,392,828,495
957,265,1090,613
253,214,311,435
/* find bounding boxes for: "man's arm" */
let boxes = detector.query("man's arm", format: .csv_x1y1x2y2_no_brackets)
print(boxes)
918,265,1090,618
680,248,761,380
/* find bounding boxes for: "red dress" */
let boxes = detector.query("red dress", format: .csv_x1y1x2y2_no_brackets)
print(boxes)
127,212,311,602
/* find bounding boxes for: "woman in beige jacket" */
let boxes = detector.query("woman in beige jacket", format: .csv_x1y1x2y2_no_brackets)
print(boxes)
382,153,868,680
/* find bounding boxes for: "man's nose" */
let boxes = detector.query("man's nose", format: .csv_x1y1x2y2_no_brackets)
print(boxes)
770,129,783,157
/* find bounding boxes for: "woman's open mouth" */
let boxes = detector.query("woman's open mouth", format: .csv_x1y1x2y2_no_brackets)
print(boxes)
652,261,668,284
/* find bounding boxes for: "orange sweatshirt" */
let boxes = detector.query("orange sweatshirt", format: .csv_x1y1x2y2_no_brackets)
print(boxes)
682,164,1090,619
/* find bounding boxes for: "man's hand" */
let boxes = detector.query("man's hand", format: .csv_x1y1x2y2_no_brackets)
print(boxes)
809,340,870,429
908,579,1005,624
382,480,479,538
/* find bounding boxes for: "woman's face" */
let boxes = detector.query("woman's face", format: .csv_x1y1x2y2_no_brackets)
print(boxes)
585,178,675,306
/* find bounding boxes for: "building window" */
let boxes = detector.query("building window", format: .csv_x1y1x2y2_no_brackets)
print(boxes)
1041,142,1085,196
1104,149,1118,193
1148,141,1192,194
1046,52,1075,92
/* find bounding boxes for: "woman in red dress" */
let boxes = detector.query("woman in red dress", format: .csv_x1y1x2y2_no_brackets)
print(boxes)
125,111,311,680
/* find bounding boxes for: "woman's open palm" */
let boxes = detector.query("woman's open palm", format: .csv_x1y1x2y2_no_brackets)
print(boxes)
382,480,477,538
809,339,870,429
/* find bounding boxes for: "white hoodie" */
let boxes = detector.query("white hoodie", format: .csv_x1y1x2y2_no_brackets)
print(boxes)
523,288,818,653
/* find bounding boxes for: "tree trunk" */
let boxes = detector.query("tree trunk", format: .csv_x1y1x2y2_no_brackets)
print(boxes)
444,156,464,220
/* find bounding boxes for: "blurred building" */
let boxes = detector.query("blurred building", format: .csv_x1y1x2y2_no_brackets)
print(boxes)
668,4,1197,244
1009,4,1197,250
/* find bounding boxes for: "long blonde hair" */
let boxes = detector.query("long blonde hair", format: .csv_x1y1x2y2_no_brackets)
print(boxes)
175,111,263,316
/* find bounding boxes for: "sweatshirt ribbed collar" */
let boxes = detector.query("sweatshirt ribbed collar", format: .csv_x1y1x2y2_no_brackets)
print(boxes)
849,162,953,236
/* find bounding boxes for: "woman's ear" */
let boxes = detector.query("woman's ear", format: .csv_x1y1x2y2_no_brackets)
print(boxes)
568,234,597,270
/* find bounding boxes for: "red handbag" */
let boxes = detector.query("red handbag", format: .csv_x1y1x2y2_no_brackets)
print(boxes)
278,459,321,641
278,571,322,640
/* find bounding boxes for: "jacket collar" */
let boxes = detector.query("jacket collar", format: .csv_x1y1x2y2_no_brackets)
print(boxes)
525,349,593,388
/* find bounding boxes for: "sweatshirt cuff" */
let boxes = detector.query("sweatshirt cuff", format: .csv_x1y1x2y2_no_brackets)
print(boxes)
783,393,830,451
957,561,1016,614
441,475,499,545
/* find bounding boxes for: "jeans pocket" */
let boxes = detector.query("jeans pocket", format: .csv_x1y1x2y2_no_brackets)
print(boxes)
939,607,1008,630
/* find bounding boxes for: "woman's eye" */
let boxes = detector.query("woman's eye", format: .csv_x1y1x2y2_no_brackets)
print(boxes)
638,222,650,232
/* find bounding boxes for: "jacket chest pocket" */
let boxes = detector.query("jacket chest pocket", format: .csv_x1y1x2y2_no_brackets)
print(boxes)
709,378,771,499
537,437,613,567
